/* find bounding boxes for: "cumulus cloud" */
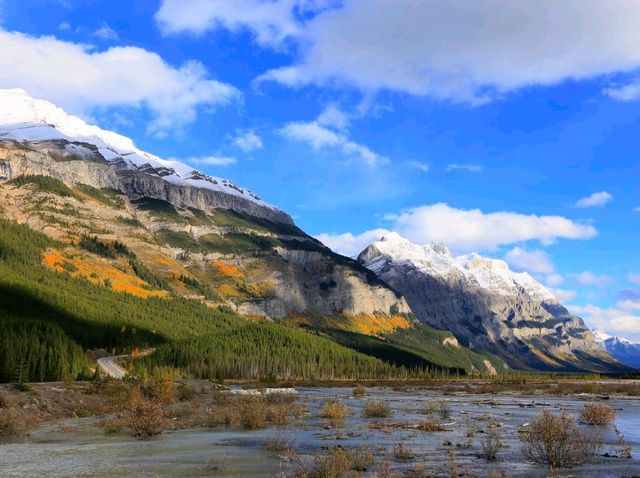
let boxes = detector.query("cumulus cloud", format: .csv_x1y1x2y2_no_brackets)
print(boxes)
629,273,640,284
318,203,597,255
280,107,387,166
172,155,236,166
572,271,615,288
570,304,640,342
316,228,391,258
233,130,263,152
575,191,613,208
504,247,555,275
243,0,640,103
0,29,239,134
155,0,335,46
446,163,485,173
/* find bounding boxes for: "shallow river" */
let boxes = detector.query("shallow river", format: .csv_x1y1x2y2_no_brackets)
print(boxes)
1,387,639,477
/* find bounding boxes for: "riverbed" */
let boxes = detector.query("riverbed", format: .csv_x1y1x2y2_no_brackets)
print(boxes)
1,386,639,477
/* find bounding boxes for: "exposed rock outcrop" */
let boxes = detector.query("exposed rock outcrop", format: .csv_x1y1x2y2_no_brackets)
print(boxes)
358,233,624,372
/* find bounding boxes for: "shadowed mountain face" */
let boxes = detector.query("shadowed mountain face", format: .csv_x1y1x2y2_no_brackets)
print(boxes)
358,233,626,373
595,332,640,369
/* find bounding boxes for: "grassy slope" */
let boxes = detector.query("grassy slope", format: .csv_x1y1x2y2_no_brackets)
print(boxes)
0,216,401,381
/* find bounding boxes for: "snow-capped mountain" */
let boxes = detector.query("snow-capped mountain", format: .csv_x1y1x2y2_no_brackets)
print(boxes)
0,88,280,216
358,233,623,372
594,331,640,369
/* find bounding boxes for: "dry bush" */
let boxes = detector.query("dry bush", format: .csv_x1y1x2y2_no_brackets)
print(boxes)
394,442,415,462
417,419,445,432
423,400,451,419
403,464,428,478
237,396,267,430
0,392,9,409
318,400,350,428
363,400,393,419
520,410,593,467
352,385,367,397
176,383,195,402
123,393,166,438
480,429,502,461
579,403,616,426
293,447,355,478
0,406,39,437
262,429,294,453
352,445,375,472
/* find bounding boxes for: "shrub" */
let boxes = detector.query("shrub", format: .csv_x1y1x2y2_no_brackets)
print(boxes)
123,393,166,438
353,384,366,397
237,396,267,430
480,429,502,461
521,410,592,468
394,442,415,462
303,447,353,478
363,400,393,418
176,383,196,402
579,403,616,426
0,407,38,436
417,419,445,432
351,445,375,471
318,400,350,428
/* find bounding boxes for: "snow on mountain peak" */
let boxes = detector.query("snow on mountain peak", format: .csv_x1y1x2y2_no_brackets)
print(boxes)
0,88,272,208
365,234,557,303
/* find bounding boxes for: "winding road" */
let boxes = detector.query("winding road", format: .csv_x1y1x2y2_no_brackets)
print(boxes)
96,355,128,379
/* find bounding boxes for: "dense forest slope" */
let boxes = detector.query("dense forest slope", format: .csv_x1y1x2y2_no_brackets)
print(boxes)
0,89,501,380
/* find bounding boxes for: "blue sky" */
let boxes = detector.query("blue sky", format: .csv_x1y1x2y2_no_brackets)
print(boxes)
1,0,639,340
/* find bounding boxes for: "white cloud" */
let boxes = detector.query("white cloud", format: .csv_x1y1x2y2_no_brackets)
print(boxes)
247,0,640,103
389,204,597,252
446,163,485,173
0,29,239,135
575,191,613,208
155,0,323,47
317,103,350,130
603,81,640,101
233,130,263,152
619,300,640,311
634,206,640,212
570,304,640,342
545,274,565,287
505,247,555,275
280,108,387,166
93,22,118,41
319,203,597,255
174,155,236,166
629,273,640,285
408,161,430,173
548,288,577,303
572,271,615,288
58,22,71,31
316,228,391,258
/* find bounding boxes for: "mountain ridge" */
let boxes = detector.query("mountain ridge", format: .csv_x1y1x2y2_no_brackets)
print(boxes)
358,233,624,372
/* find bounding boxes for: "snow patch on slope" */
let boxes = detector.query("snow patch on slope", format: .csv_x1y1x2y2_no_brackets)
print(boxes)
0,88,271,207
364,232,557,303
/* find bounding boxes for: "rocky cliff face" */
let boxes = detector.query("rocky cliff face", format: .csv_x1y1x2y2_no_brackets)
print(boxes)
0,88,407,326
358,233,623,372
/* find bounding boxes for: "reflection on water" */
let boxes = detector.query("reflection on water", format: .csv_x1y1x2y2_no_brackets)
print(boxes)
1,388,639,477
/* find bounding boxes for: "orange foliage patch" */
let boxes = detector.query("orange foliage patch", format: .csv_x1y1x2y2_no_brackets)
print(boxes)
43,249,65,272
284,312,411,336
42,248,167,299
211,261,242,278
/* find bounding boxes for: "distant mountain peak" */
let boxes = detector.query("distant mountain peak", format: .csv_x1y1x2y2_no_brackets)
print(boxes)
0,88,271,208
361,234,555,303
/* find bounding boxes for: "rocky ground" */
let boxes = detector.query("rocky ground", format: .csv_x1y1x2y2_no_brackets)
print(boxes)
1,380,639,477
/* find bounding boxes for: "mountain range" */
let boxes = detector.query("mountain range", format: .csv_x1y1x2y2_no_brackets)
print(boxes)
0,88,630,379
358,233,620,372
594,331,640,368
